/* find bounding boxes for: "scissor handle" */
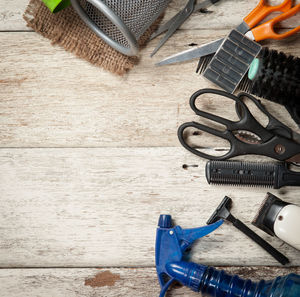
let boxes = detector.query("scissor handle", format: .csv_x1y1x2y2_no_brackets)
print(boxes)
236,93,293,139
251,4,300,41
177,121,239,160
189,89,243,128
189,89,273,140
244,0,292,29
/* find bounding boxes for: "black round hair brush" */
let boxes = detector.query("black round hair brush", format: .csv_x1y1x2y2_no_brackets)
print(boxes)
245,47,300,124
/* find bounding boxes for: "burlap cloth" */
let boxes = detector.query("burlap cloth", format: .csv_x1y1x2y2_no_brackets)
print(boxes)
23,0,160,75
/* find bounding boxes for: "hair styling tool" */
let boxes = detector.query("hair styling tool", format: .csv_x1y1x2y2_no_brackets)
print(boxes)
196,47,300,125
244,48,300,125
71,0,171,56
156,214,300,297
150,0,221,56
202,2,300,91
156,0,300,66
207,196,289,265
178,88,300,162
202,29,262,93
253,192,300,250
206,160,300,189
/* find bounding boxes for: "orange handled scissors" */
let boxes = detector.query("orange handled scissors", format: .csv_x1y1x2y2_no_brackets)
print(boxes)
246,2,300,41
241,0,293,31
157,0,300,66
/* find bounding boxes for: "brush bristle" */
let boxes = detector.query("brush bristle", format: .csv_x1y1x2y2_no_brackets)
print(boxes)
248,48,300,123
251,48,300,105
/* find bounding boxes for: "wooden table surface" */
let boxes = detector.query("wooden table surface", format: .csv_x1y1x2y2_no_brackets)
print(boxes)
1,0,300,296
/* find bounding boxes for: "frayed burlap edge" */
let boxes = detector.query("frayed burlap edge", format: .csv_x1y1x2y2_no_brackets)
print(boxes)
23,0,161,75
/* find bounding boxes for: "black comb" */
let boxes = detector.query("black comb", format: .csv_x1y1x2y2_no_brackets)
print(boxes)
206,160,300,189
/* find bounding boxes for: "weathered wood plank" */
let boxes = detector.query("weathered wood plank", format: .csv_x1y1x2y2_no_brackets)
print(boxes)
1,31,299,147
0,148,299,267
1,0,299,31
0,267,300,297
0,0,28,31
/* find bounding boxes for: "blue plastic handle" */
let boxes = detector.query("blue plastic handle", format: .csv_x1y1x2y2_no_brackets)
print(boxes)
156,214,300,297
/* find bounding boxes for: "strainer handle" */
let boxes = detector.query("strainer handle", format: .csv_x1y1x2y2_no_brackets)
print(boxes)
71,0,139,56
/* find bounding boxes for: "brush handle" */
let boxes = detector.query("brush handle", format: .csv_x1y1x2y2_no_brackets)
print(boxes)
227,214,289,265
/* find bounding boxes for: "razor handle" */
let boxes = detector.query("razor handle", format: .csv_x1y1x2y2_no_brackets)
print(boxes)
166,261,300,297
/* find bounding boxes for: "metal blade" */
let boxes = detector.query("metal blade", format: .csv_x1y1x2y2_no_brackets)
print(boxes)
156,38,223,66
151,0,195,57
150,0,205,41
150,10,183,40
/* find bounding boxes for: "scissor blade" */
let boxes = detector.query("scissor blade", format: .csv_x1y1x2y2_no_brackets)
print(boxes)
156,38,223,66
151,0,220,41
150,0,195,57
150,12,181,40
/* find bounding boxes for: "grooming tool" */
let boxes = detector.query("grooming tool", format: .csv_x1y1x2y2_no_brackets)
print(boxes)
157,0,300,66
156,214,300,297
207,196,289,265
203,1,300,92
71,0,171,56
253,193,300,250
245,48,300,125
178,88,300,162
196,47,300,124
206,160,300,189
150,0,221,57
202,29,262,93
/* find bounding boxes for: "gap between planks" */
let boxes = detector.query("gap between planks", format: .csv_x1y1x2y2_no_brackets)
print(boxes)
1,267,300,297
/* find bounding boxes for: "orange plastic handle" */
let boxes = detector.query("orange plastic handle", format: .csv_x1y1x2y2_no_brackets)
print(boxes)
251,3,300,41
244,0,292,29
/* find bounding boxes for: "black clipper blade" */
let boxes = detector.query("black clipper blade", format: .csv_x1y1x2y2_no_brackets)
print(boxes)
206,160,300,189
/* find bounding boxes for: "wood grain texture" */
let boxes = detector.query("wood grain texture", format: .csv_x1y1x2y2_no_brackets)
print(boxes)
0,1,300,296
1,267,300,297
0,31,299,147
0,148,299,267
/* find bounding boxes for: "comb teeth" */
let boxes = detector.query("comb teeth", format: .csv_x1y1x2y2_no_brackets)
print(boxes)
237,73,252,93
206,160,278,188
196,54,214,74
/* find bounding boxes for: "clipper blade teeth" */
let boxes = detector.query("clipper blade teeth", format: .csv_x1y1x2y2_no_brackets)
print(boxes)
206,160,277,188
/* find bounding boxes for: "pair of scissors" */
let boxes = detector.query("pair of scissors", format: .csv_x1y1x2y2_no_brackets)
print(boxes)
178,88,300,162
150,0,221,57
157,0,300,66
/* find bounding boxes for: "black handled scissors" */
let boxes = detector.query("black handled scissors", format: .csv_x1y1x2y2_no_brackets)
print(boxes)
178,89,300,162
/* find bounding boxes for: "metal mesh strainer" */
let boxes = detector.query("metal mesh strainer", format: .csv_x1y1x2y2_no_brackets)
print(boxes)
71,0,171,56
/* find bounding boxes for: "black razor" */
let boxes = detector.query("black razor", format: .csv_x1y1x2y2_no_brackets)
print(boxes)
207,196,289,265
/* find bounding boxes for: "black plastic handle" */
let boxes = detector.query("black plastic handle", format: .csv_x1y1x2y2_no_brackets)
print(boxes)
227,214,289,265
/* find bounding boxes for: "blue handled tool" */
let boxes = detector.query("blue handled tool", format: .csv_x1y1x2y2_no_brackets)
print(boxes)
156,214,300,297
